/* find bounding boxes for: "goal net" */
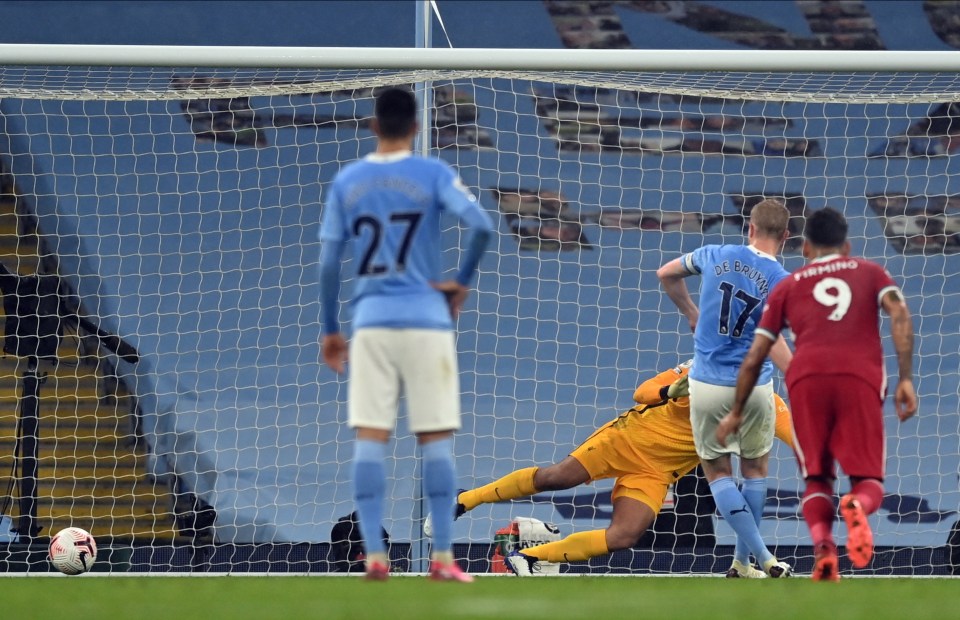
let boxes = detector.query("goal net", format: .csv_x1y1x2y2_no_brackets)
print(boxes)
0,46,956,575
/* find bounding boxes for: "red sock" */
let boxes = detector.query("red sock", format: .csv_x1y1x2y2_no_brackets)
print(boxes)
850,478,884,515
802,479,836,546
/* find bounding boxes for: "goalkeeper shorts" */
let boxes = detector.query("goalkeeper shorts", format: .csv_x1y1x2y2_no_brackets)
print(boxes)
571,414,700,515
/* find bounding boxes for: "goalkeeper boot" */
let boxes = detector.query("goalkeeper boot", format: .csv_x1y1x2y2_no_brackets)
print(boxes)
423,489,468,539
811,542,841,583
504,550,541,577
763,559,793,578
364,560,390,581
840,493,874,568
725,559,767,579
429,560,474,583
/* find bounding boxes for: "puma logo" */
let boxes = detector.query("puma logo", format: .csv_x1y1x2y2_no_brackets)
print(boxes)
730,505,750,516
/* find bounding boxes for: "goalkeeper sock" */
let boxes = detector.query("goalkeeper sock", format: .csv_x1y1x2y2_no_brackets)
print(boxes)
802,478,836,547
850,478,884,515
352,439,387,556
710,476,774,567
422,438,457,553
523,529,608,563
459,467,539,511
733,477,768,566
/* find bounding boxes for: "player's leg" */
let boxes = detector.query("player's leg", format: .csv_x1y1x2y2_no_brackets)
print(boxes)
736,383,786,575
417,430,472,581
424,454,592,539
506,480,659,576
352,428,392,580
690,379,787,577
460,415,632,517
348,329,400,580
833,377,886,569
787,376,842,580
504,431,671,576
404,329,472,582
738,382,791,577
522,496,656,563
459,457,591,514
805,475,841,582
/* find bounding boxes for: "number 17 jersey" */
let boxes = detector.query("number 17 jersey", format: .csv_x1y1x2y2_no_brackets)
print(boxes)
756,254,900,394
683,244,789,386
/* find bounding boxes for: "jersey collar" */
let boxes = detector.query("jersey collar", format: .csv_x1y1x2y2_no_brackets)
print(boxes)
811,253,843,263
365,150,413,163
747,244,777,261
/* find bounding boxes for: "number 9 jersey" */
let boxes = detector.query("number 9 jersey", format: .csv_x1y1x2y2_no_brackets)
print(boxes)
756,255,901,395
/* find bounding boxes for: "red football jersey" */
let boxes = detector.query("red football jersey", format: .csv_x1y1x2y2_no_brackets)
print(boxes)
757,255,900,394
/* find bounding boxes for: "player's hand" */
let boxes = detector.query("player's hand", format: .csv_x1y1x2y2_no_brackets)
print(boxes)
432,280,469,320
716,410,742,446
894,378,917,422
666,375,689,399
321,333,348,374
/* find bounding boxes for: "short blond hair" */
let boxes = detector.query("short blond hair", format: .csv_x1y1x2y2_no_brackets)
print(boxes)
749,198,790,240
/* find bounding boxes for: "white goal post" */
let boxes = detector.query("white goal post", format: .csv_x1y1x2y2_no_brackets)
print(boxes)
0,44,956,576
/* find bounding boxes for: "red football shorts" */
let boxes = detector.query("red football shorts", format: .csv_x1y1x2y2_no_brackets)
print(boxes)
788,374,885,481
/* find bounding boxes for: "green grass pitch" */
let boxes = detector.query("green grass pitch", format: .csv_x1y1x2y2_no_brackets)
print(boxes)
3,574,953,620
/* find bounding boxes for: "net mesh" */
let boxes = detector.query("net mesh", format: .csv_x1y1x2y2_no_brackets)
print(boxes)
0,62,956,575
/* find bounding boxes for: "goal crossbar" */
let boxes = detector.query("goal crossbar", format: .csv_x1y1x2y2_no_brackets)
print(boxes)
2,46,960,103
0,45,958,72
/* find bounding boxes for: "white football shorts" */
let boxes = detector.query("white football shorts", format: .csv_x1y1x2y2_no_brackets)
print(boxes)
347,328,461,433
688,378,775,461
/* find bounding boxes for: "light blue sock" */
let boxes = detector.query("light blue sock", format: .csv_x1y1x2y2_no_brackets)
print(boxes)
352,439,387,556
734,477,769,565
421,438,457,554
710,476,774,567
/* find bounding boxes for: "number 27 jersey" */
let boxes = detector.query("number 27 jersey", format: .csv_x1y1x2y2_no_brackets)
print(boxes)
320,152,490,331
756,255,900,394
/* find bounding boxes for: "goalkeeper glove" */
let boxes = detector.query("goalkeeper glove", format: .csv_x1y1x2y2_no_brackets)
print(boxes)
666,375,689,400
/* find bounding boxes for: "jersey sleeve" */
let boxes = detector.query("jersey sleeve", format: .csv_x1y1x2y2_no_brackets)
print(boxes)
873,263,901,305
633,361,691,404
756,278,789,341
682,244,715,275
318,182,348,242
437,164,493,230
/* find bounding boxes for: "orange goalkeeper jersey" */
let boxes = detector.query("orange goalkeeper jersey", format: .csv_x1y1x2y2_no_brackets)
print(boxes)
630,361,794,452
569,361,794,513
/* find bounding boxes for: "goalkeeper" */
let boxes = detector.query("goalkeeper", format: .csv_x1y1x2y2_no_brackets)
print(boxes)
433,360,794,577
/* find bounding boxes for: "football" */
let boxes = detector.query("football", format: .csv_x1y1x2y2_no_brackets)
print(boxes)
48,527,97,575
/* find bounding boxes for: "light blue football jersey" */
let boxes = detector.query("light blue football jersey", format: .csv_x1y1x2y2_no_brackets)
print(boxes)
319,151,492,331
682,244,789,386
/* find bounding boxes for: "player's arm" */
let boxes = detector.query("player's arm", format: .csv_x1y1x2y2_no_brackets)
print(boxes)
434,174,494,319
633,363,690,405
881,287,917,421
656,256,699,332
318,238,348,373
318,187,349,373
768,334,793,373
